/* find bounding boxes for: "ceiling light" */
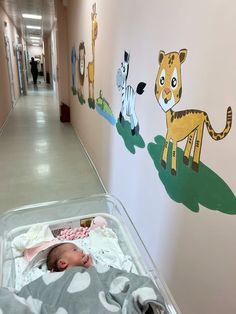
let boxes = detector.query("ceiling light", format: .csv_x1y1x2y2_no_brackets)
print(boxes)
31,39,40,42
22,14,42,20
26,25,41,30
30,36,41,39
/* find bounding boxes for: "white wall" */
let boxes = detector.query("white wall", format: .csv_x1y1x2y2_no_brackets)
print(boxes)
27,45,43,60
64,1,236,313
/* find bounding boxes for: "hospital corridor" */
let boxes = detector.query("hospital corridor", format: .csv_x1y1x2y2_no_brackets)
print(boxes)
0,1,235,314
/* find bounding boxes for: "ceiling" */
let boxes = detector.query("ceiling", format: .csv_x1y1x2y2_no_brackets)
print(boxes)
0,0,55,45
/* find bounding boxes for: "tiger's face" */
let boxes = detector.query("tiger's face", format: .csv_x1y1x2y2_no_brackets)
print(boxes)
155,49,187,112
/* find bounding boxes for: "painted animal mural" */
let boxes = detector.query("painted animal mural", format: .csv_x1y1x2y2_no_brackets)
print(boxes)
154,49,232,176
77,42,86,104
87,3,98,109
116,51,146,136
71,46,77,95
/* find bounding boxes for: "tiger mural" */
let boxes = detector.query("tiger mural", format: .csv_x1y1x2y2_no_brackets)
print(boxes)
154,49,232,176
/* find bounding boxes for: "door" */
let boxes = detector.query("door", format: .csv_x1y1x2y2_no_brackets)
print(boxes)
16,45,27,95
4,35,16,107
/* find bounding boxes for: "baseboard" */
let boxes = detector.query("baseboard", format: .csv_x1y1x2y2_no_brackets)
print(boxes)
0,95,21,136
73,127,107,193
0,107,13,136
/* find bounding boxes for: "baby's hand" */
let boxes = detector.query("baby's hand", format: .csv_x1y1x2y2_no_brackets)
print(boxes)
83,254,93,268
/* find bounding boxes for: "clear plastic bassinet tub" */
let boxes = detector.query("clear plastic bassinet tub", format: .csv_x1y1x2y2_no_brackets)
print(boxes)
0,193,181,314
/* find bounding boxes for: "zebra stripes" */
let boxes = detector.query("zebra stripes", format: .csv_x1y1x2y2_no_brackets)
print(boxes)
116,51,146,136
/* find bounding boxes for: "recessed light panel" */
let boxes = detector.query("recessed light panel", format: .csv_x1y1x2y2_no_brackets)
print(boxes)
26,25,41,30
22,14,42,20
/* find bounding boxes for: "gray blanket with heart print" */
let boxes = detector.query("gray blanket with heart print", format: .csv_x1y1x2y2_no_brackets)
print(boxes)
0,266,168,313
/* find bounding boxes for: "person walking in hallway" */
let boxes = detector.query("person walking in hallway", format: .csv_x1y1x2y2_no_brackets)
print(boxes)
30,57,38,85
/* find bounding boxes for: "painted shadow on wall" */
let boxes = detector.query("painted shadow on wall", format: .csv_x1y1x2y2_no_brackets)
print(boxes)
148,135,236,214
116,120,145,154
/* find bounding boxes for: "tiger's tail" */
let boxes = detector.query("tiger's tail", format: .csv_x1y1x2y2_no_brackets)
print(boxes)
205,106,232,140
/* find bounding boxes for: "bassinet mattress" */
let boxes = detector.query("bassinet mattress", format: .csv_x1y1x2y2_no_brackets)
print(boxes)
0,194,181,314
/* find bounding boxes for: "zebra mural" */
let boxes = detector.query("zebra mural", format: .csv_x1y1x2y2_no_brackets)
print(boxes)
116,51,146,136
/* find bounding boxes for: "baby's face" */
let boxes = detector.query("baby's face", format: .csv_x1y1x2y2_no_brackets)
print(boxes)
59,243,92,268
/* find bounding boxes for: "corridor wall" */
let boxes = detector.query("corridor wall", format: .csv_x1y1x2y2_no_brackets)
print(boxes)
0,6,20,129
62,0,236,313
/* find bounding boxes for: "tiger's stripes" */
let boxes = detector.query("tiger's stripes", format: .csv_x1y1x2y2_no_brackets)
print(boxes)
205,107,232,140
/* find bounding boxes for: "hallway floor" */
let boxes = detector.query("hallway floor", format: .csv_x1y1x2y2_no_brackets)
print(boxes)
0,81,104,214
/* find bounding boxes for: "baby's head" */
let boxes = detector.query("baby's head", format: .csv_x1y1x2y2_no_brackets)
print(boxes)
47,243,93,272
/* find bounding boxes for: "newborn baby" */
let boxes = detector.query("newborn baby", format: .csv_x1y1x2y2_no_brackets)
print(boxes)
47,243,93,272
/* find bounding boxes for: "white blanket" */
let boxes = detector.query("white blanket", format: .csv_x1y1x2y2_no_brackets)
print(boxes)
12,224,55,255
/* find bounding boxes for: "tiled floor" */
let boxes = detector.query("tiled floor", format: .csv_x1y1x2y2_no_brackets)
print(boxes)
0,81,104,213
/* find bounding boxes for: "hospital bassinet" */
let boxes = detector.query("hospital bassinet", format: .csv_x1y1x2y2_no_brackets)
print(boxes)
0,194,181,313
